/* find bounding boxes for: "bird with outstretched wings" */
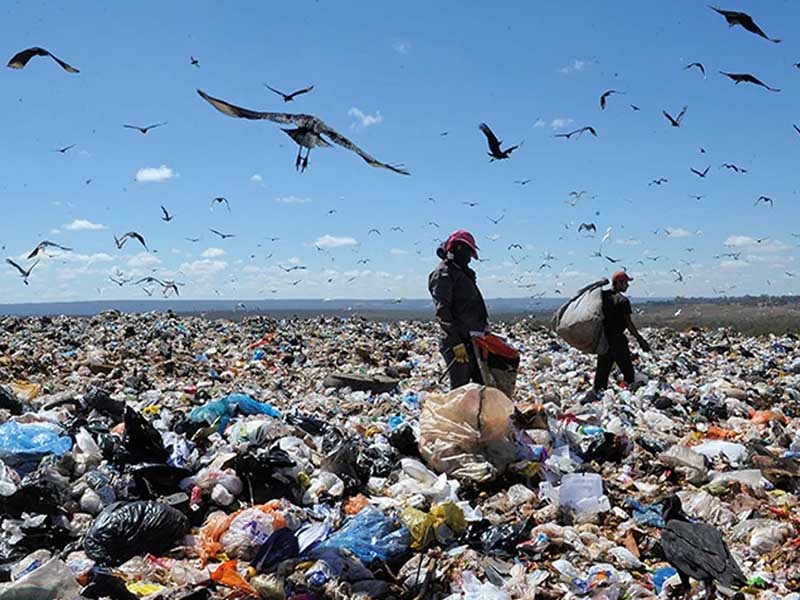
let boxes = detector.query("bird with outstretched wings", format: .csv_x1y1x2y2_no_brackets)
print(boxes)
264,83,315,102
7,47,79,73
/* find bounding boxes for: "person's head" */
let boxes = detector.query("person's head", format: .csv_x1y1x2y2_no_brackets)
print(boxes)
612,270,632,292
445,230,479,266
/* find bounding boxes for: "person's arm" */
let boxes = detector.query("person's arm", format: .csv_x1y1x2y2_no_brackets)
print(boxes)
624,313,651,352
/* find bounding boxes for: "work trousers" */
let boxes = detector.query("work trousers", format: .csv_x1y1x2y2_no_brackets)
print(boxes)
593,337,635,391
441,342,484,390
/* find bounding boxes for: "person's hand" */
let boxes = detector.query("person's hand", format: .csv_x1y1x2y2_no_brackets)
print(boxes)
638,337,652,353
453,343,470,363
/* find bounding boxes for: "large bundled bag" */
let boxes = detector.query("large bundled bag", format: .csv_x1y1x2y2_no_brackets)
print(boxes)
553,279,609,354
419,384,516,483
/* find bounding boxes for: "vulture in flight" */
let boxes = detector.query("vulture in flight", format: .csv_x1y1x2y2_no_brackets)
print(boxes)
7,47,79,73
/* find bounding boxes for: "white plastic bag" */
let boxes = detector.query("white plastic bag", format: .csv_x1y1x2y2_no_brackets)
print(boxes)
0,557,81,600
553,279,609,354
419,384,516,483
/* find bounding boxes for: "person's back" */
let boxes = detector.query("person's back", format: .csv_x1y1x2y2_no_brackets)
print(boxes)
601,288,631,342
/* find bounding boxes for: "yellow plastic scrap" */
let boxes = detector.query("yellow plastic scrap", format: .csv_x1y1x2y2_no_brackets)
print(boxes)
142,404,160,416
126,581,165,596
431,502,467,533
10,380,41,401
401,506,435,550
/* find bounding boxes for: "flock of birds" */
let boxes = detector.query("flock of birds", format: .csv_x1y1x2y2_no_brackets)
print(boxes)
3,5,798,304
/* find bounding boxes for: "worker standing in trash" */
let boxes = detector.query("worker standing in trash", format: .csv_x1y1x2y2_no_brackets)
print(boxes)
428,230,489,389
590,271,651,399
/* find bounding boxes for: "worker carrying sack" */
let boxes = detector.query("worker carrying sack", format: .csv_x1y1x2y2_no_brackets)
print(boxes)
553,279,609,354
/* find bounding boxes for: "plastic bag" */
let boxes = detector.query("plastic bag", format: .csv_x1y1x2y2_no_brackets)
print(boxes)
552,279,610,354
123,407,168,464
83,501,189,566
210,559,257,595
254,528,299,573
0,421,72,470
198,501,289,564
187,393,281,425
419,384,516,483
0,557,80,600
459,571,511,600
316,506,410,565
0,385,23,416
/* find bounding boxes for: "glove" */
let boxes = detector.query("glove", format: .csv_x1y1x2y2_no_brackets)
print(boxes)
452,343,470,363
638,337,652,353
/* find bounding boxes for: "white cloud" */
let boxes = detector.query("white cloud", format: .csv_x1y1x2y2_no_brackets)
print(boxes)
135,165,175,183
550,118,574,130
126,253,161,268
616,238,641,246
390,248,408,255
49,229,61,235
348,107,384,129
533,119,546,128
559,59,590,74
315,235,359,249
64,219,107,231
250,174,263,183
486,234,502,242
287,256,303,265
720,260,751,269
178,259,228,277
724,235,789,253
202,247,225,258
665,227,692,238
275,195,311,204
392,40,411,55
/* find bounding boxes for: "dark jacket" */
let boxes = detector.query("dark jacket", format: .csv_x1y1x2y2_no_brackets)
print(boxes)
428,247,488,349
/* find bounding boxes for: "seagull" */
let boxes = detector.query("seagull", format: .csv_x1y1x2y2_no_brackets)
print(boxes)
123,122,167,134
142,287,154,296
578,223,597,233
793,124,800,136
54,144,75,154
427,221,440,229
368,228,381,236
755,237,769,244
7,47,79,73
671,269,684,283
357,259,370,265
604,255,622,263
190,56,200,68
649,178,669,186
754,195,774,207
630,105,640,111
198,90,409,174
662,106,688,127
264,83,314,102
514,179,532,186
114,231,148,250
646,256,663,262
27,240,72,259
278,265,307,272
684,62,706,78
721,163,746,173
554,126,597,139
160,206,174,222
185,237,201,243
689,194,705,201
479,122,521,160
690,166,710,178
109,275,129,287
569,190,588,199
390,226,404,232
719,72,780,92
210,196,231,213
209,228,236,239
487,215,505,225
600,90,623,110
508,243,523,251
5,259,39,284
709,6,780,43
133,276,165,287
462,201,479,207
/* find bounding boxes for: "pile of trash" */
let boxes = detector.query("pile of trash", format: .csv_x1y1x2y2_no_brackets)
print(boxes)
0,310,799,599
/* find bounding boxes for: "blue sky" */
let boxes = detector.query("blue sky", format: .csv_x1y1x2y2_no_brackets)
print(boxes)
1,0,799,302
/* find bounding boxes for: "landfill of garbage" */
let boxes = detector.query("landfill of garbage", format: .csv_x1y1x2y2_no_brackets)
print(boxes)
0,310,799,599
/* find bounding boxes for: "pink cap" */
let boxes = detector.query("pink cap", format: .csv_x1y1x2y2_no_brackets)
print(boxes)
445,229,479,259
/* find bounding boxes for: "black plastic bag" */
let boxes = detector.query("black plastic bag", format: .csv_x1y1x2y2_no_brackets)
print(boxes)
83,501,188,566
123,407,168,464
0,385,23,415
387,425,420,458
84,387,125,419
467,519,531,558
254,528,299,573
81,570,139,600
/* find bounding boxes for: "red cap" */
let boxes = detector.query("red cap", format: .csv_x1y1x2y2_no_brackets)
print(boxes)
445,230,479,259
612,271,633,284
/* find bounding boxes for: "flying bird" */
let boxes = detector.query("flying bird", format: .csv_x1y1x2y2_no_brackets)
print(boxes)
160,206,174,222
649,178,669,186
114,231,148,250
123,122,167,134
368,228,381,236
197,89,409,174
630,105,640,111
264,83,314,102
793,124,800,136
684,62,706,77
7,47,79,73
662,106,688,127
462,201,479,207
514,179,532,185
721,163,746,173
660,495,746,600
185,237,201,243
689,194,705,201
54,144,75,154
578,223,597,233
478,122,520,160
390,226,404,232
709,6,780,43
190,56,200,68
754,195,774,207
508,243,523,251
719,72,780,92
604,255,621,263
210,196,231,213
554,126,597,139
209,228,236,239
690,166,710,178
671,269,684,283
600,90,623,109
5,259,39,285
487,215,505,225
27,240,72,259
278,265,307,272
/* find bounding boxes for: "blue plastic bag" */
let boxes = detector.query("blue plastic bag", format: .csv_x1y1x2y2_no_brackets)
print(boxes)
652,566,678,593
187,393,281,425
0,421,73,470
624,498,665,528
315,507,410,564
